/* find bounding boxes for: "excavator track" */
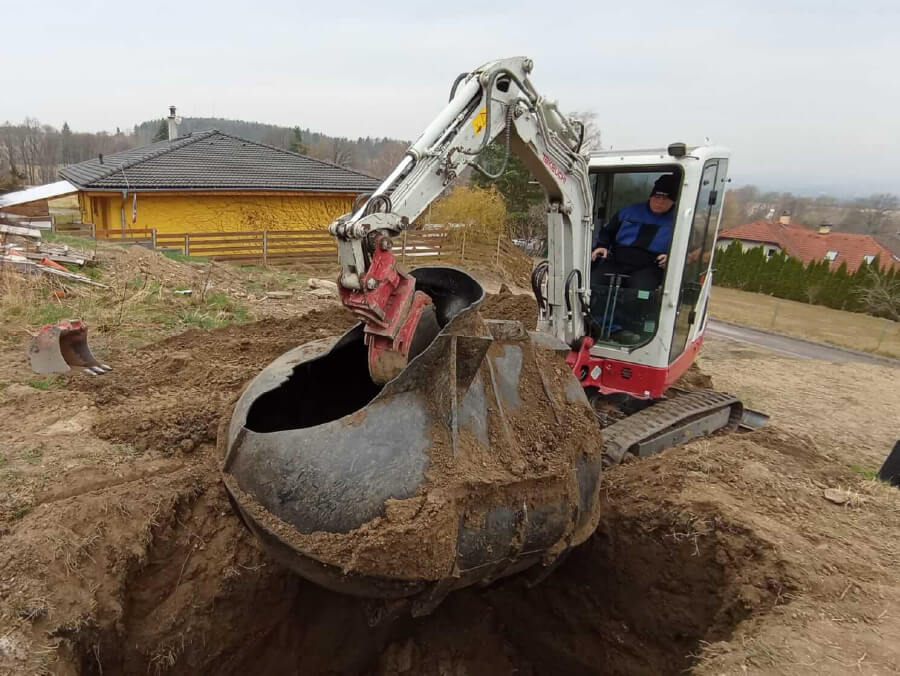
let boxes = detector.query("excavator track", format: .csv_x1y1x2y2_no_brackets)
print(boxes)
601,390,743,467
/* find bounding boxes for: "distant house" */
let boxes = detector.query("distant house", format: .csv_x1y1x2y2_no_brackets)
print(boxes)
56,130,381,234
717,213,899,272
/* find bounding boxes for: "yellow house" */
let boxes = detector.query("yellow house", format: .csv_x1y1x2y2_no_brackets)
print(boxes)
58,130,381,234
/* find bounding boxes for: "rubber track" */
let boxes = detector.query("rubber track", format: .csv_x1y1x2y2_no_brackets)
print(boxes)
601,390,741,467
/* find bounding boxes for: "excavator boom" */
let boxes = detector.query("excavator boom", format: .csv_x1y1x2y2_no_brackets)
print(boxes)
327,56,593,382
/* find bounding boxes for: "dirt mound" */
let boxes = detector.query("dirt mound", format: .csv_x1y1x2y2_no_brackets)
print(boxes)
479,287,538,329
3,289,900,674
69,308,356,453
102,246,245,292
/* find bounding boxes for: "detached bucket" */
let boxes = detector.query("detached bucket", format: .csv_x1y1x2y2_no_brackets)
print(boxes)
28,319,112,376
222,267,605,607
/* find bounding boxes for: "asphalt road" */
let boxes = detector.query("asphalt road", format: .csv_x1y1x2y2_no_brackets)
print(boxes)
706,319,899,367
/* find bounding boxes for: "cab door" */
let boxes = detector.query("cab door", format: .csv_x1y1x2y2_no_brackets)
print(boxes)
669,159,728,362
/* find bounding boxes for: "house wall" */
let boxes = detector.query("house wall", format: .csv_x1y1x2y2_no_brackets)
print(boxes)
78,191,354,233
717,238,782,257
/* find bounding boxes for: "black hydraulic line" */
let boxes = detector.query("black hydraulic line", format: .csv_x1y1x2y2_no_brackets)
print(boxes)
449,72,470,101
473,105,515,179
564,268,582,318
573,121,585,153
459,67,532,159
352,192,372,213
530,260,549,314
363,195,392,216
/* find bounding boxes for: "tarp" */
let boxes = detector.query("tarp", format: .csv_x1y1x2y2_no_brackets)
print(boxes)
0,180,78,208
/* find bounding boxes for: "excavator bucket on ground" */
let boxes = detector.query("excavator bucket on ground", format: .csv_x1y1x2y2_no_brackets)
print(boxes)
222,268,606,611
28,319,112,376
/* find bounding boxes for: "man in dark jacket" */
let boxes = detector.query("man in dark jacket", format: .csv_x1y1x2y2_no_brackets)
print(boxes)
591,173,678,291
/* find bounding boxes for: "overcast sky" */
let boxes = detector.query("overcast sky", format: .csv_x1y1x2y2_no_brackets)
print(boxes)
3,0,898,196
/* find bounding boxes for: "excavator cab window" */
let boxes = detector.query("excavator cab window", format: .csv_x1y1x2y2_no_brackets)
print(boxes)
588,166,683,348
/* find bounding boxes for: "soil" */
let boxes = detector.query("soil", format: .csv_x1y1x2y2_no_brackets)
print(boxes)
1,275,899,675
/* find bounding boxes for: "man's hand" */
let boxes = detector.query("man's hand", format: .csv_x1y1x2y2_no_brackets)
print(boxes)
591,247,608,262
656,253,668,268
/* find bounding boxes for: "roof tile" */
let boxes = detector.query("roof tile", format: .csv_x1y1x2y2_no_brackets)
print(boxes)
719,221,899,272
59,130,381,194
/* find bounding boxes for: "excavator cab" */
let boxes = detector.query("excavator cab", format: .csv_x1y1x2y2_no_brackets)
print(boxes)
587,166,682,348
570,145,731,400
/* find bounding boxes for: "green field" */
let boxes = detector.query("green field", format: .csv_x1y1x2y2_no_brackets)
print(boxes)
709,286,900,358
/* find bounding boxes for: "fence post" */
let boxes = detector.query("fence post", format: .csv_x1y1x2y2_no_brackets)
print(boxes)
151,228,157,249
875,318,889,352
461,227,467,263
495,228,502,269
401,230,407,262
769,299,780,330
90,223,96,239
262,230,268,267
184,234,190,256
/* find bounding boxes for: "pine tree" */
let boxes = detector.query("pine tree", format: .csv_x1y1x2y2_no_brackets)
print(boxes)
152,119,169,142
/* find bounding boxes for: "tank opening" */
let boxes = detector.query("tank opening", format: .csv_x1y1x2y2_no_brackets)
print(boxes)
244,267,485,434
245,325,382,433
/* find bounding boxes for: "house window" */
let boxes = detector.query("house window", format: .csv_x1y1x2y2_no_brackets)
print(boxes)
766,249,776,258
824,250,838,261
863,254,875,265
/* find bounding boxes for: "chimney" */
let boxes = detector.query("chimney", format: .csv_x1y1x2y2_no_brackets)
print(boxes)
98,153,104,164
779,210,791,226
167,105,178,140
818,223,832,235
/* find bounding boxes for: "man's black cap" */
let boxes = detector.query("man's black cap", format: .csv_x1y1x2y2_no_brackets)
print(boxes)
651,174,678,200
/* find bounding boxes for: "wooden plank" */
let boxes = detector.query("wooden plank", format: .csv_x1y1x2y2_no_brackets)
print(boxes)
0,223,41,239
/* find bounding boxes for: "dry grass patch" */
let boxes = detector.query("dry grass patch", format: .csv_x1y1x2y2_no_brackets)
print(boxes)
709,286,900,358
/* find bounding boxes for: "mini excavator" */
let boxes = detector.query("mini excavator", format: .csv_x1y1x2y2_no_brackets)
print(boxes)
222,57,752,609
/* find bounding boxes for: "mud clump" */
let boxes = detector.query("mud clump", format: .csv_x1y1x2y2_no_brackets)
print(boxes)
480,288,539,329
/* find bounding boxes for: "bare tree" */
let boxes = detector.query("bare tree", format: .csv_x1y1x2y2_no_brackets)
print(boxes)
854,193,899,233
367,142,406,178
856,266,900,321
569,110,602,152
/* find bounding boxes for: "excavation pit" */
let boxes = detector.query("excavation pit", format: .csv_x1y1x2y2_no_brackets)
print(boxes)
65,476,783,676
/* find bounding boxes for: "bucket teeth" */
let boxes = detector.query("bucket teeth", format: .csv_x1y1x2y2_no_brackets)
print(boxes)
28,319,111,376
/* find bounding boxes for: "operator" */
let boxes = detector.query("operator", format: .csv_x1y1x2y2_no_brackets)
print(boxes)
590,174,678,290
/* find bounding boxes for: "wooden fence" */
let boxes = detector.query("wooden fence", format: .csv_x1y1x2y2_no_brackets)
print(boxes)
73,225,530,281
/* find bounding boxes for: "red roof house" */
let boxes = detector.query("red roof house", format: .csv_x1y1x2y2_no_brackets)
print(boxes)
718,220,899,272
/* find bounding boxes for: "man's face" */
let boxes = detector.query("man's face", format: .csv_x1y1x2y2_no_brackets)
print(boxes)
649,194,674,214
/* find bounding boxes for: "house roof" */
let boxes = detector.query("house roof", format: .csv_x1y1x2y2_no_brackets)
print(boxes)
719,220,899,272
59,130,381,194
0,180,78,208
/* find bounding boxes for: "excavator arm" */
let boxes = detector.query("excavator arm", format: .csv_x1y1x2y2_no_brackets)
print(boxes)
328,56,594,383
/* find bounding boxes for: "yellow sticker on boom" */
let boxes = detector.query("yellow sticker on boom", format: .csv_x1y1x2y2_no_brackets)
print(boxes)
472,106,487,135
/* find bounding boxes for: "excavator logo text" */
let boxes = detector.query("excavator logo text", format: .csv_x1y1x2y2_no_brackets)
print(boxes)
542,153,567,183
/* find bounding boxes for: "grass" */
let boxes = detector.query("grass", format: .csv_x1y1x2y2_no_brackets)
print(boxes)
25,377,65,391
42,231,97,248
709,287,900,359
243,266,307,294
22,448,44,466
849,464,879,480
161,250,210,263
1,264,251,353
